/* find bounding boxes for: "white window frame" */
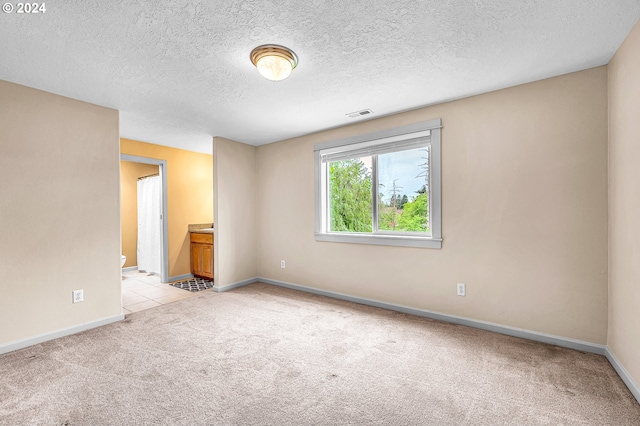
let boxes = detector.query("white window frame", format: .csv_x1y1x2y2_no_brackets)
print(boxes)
314,119,442,249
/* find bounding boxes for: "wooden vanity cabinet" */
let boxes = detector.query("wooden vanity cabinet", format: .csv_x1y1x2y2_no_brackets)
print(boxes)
190,232,213,280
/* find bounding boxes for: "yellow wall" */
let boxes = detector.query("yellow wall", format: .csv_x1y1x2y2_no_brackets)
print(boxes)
254,66,609,344
120,139,213,278
608,20,640,390
0,80,121,347
120,161,159,268
213,137,257,287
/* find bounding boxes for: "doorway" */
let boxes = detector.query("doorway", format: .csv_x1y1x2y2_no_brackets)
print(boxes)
121,154,169,283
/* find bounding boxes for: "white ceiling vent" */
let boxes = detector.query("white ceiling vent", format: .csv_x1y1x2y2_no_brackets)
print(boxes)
346,109,374,118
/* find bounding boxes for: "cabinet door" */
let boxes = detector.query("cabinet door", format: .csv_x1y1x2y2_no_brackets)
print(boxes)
191,243,203,276
191,242,214,279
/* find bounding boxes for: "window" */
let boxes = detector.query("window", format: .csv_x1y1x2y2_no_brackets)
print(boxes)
314,119,442,248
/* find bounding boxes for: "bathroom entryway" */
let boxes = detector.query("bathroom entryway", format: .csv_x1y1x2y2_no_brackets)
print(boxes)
120,154,169,283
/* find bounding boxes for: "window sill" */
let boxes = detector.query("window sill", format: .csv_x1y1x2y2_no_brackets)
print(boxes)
314,232,442,249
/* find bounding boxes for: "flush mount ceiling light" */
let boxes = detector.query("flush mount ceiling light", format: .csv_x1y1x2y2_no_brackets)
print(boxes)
250,44,298,81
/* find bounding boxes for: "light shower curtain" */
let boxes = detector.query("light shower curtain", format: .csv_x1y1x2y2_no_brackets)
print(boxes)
137,175,162,276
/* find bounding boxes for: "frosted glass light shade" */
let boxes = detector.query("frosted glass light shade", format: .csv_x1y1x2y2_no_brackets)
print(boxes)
250,45,298,81
256,55,292,81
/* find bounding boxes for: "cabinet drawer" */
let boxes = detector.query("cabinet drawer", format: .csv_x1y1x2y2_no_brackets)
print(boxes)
190,232,213,244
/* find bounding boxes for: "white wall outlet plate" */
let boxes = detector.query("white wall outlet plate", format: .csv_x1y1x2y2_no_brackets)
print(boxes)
73,290,84,303
280,260,286,269
457,283,466,297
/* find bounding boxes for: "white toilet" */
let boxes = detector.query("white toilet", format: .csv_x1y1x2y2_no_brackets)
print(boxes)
121,255,126,268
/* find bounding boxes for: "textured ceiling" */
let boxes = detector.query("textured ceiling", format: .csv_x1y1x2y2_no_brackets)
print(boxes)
1,1,639,153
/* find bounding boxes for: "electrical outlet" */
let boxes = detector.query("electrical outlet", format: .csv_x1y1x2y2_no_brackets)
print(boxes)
456,283,466,297
280,260,286,269
73,290,84,303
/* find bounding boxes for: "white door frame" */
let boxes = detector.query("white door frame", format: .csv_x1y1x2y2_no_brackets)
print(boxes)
121,154,169,283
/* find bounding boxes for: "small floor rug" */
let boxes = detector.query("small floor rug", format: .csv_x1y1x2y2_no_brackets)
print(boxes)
170,277,213,292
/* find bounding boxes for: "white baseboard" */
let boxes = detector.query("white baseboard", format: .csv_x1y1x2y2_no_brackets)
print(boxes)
213,277,257,293
0,313,125,355
122,266,138,273
168,273,194,283
606,347,640,404
257,277,606,355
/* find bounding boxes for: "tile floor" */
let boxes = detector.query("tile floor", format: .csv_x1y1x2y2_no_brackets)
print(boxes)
121,270,209,314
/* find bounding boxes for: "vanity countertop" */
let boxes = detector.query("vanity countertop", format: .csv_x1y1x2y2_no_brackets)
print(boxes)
190,228,214,234
188,223,214,234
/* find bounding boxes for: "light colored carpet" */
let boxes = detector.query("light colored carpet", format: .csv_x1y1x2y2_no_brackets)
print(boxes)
0,283,638,425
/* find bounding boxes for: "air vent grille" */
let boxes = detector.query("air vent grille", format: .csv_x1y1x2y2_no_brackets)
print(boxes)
346,109,374,118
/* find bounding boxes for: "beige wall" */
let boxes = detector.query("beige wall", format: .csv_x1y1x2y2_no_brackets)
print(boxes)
213,137,257,287
0,80,121,346
120,139,213,278
256,66,609,344
120,161,159,268
608,20,640,388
